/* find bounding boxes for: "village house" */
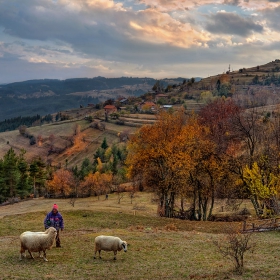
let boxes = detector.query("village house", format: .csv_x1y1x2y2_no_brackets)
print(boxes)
155,93,168,103
160,105,173,111
103,104,117,115
119,98,128,105
139,101,157,112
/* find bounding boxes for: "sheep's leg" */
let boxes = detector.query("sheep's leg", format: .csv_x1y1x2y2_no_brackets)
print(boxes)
20,248,26,260
113,251,117,260
28,250,34,259
19,252,25,260
94,248,102,259
39,251,43,258
43,250,48,262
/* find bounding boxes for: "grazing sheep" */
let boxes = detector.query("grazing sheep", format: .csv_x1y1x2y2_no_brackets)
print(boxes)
94,235,127,260
20,227,57,261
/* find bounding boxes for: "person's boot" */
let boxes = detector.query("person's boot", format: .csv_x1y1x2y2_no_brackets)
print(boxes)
56,240,61,247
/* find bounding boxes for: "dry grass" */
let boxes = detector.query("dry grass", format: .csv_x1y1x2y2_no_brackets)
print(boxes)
0,193,280,279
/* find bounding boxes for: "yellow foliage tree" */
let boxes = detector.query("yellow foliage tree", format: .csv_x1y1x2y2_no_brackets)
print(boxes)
81,171,113,199
96,157,103,172
243,161,280,217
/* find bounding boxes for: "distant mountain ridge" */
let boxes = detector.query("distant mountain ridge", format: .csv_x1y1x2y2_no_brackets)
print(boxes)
0,76,191,121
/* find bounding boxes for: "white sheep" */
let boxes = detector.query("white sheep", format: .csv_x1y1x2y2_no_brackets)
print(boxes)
19,227,57,261
94,235,127,260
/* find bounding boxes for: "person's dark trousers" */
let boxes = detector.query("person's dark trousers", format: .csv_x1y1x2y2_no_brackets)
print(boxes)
56,230,61,247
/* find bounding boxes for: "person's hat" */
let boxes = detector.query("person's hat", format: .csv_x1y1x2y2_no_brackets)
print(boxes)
52,204,58,210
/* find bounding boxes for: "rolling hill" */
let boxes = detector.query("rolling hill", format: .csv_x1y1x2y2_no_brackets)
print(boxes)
0,76,189,121
1,59,280,168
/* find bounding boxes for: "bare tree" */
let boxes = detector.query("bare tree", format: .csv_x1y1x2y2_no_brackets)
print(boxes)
213,226,256,274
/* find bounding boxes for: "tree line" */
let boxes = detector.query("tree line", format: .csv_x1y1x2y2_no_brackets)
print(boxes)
0,137,128,204
0,149,46,203
126,98,280,220
3,97,280,221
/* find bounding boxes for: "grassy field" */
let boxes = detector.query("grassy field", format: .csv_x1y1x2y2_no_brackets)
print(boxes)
0,192,280,280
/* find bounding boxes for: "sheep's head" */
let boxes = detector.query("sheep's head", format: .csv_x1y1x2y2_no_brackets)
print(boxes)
46,227,57,237
122,241,127,252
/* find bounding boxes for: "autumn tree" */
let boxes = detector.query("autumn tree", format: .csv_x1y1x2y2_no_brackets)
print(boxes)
231,107,263,167
126,110,206,218
81,171,113,199
47,169,76,197
198,98,244,207
243,158,280,217
80,172,95,196
188,149,226,221
199,97,242,155
37,134,43,146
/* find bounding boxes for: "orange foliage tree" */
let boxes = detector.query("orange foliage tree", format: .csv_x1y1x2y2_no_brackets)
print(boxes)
81,171,113,199
47,169,76,197
126,109,213,218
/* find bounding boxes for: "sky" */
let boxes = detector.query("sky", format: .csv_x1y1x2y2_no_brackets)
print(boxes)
0,0,280,84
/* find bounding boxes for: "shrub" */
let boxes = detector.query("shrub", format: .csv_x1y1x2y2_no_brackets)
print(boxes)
213,227,256,274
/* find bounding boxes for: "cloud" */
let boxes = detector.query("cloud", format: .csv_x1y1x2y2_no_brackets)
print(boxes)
0,0,279,83
262,6,280,31
139,0,280,11
205,11,264,36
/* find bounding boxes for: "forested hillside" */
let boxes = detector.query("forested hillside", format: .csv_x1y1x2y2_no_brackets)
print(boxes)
0,77,187,121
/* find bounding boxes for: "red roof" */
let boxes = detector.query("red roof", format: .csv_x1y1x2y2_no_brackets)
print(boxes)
143,102,156,106
104,105,117,109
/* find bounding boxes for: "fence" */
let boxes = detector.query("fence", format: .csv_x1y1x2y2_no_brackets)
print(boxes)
242,218,280,232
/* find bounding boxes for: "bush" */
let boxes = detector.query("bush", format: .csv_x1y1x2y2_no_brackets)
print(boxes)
29,136,36,145
213,227,256,274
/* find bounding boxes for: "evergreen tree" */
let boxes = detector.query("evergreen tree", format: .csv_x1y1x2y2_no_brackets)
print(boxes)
17,150,31,198
29,157,46,197
2,148,20,198
79,158,92,179
94,147,105,163
0,159,7,203
112,155,118,175
72,165,79,179
101,137,108,150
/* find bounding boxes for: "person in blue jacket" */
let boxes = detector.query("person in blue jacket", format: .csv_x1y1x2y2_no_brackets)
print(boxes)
44,203,64,247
